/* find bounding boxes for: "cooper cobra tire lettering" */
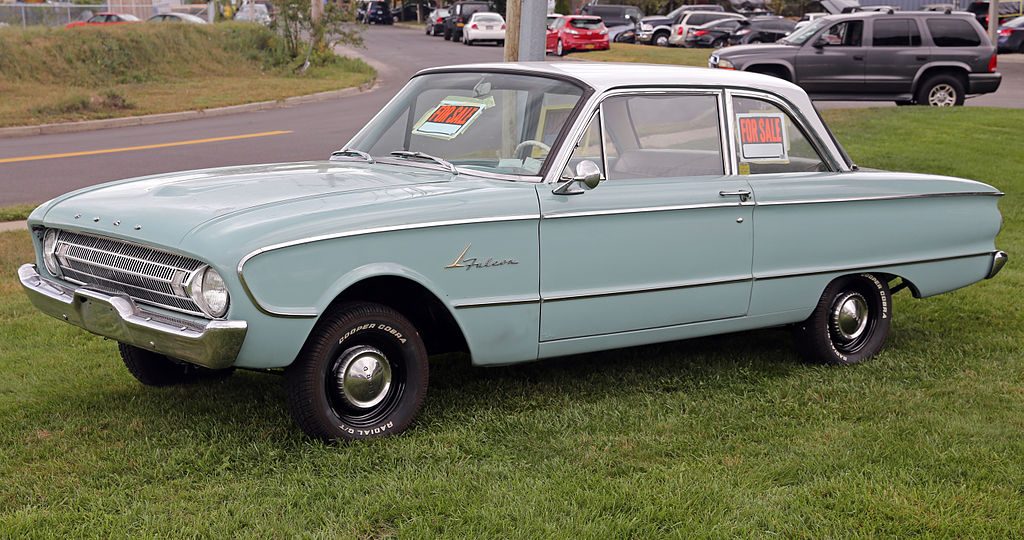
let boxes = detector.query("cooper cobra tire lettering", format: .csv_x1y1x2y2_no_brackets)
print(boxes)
793,274,892,366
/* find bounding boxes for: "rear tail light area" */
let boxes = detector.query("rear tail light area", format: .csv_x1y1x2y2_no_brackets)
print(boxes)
470,23,478,29
989,53,998,73
500,23,506,29
694,29,709,36
998,28,1012,37
677,26,684,35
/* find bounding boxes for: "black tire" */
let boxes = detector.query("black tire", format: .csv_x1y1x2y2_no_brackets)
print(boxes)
119,343,233,386
443,28,451,40
653,31,669,47
915,74,965,107
895,100,914,106
285,302,429,442
711,37,725,49
793,274,892,366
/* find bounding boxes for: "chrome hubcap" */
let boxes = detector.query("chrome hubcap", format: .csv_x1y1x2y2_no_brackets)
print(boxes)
831,292,869,341
928,84,956,107
334,345,392,409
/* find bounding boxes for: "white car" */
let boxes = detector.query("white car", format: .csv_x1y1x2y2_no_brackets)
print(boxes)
234,3,271,25
667,11,745,46
793,12,828,30
463,12,506,46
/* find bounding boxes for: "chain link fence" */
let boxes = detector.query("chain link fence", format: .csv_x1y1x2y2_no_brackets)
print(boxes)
0,2,211,28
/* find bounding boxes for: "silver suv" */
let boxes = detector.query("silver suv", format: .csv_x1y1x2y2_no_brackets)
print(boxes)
710,11,1001,106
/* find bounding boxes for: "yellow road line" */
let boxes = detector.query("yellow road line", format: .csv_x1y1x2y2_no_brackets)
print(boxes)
0,130,293,165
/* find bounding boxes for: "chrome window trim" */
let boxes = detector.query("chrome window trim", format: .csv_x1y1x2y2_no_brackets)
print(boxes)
544,87,727,185
238,214,540,318
542,275,752,303
373,157,544,183
725,88,843,173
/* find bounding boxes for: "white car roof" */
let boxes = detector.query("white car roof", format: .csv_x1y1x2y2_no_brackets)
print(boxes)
420,62,807,105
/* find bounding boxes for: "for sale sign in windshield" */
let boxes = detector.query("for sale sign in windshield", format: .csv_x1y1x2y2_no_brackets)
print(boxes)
736,113,789,162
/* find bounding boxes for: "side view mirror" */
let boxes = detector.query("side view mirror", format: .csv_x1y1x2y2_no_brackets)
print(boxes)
553,160,603,195
812,37,827,48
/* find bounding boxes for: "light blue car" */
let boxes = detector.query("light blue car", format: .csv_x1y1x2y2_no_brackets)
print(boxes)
19,63,1007,441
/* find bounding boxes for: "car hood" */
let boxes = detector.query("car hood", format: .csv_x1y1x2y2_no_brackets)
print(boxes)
716,43,797,58
36,161,455,249
640,15,673,26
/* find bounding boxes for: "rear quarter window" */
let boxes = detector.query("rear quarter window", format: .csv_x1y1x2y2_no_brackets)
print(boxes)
927,18,982,46
872,19,922,46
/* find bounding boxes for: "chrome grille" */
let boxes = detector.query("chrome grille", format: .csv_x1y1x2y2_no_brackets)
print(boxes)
54,230,207,317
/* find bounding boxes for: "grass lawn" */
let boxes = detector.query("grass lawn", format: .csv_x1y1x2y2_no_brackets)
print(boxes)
0,108,1021,536
0,25,375,128
0,205,34,222
583,43,713,66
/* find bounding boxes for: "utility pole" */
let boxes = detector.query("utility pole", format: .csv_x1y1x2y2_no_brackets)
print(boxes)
311,0,323,23
987,0,998,43
504,0,546,62
504,0,521,62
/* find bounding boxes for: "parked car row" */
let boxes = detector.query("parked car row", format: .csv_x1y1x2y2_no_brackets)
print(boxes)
681,16,795,48
65,12,210,28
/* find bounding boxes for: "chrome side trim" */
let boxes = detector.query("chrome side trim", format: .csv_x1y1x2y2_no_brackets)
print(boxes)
754,251,997,281
757,191,1005,207
543,201,746,219
19,264,247,369
238,214,540,318
453,295,541,309
543,275,751,302
986,250,1008,279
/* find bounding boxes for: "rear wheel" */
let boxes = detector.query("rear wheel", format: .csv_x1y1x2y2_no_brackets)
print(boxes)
793,274,892,366
556,39,565,56
464,37,472,45
443,28,451,40
916,74,965,107
285,302,429,442
712,37,726,49
119,343,233,386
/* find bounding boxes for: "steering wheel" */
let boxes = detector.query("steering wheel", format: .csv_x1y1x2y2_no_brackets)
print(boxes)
513,139,551,157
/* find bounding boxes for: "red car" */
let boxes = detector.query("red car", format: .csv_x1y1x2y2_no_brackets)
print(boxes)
65,12,141,29
546,15,610,56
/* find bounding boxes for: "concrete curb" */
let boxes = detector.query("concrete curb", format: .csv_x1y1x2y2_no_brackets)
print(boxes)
0,221,27,233
0,79,379,140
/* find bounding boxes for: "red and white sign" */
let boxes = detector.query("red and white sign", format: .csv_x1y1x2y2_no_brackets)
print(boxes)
736,113,789,162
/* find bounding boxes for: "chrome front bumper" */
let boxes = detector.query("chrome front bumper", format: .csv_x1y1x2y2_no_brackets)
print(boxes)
19,264,247,369
987,250,1008,279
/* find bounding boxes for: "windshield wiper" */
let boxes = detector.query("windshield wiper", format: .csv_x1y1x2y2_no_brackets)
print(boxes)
389,151,458,175
330,148,374,163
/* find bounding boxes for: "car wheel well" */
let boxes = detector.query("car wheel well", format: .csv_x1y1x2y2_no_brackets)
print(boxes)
745,64,792,82
915,66,968,93
323,276,469,356
829,272,921,298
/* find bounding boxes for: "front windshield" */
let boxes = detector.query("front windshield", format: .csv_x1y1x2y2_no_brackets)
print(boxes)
780,17,830,44
347,72,586,177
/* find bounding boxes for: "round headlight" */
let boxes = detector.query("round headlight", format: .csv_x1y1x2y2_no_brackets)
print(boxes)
190,266,229,318
42,229,60,276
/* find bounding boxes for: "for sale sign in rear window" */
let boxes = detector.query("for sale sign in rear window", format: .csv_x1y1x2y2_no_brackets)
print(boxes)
736,113,789,163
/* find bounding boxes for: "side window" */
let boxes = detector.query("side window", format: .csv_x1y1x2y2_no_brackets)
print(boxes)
732,96,827,174
820,20,863,46
600,94,724,181
873,19,921,46
927,18,982,46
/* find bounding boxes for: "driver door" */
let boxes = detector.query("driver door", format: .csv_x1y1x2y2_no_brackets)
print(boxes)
796,19,867,93
536,91,754,343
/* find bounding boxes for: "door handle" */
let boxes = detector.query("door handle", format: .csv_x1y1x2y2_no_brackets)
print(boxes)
852,55,865,60
719,189,751,202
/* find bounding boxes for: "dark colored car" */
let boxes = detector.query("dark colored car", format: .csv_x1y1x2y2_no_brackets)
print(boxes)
636,4,722,46
579,4,643,28
998,15,1024,51
681,18,745,48
710,11,1001,106
728,16,797,45
358,0,394,24
443,1,492,41
392,1,433,21
966,1,1024,27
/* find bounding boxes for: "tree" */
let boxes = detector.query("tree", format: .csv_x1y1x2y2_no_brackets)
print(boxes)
274,0,362,70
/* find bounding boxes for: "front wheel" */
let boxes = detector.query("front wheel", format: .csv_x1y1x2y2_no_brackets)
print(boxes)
285,302,429,442
119,343,233,386
793,274,892,365
653,32,669,47
556,39,565,56
916,74,965,107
